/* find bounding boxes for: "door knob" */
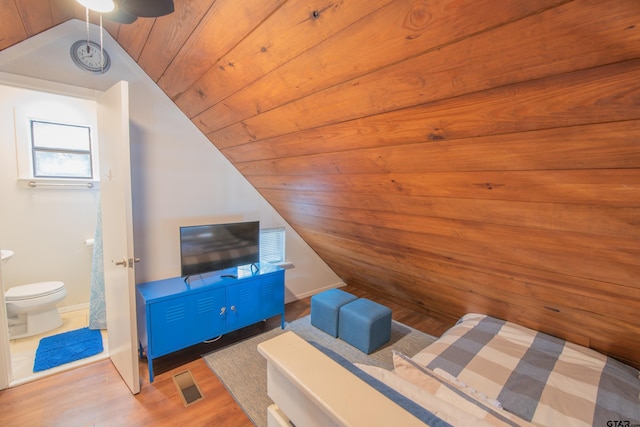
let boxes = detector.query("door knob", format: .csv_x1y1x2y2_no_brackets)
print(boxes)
114,257,140,268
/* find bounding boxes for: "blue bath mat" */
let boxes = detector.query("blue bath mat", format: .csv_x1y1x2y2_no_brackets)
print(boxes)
33,327,103,372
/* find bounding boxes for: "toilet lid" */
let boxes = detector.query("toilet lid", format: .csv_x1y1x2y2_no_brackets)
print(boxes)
5,281,65,301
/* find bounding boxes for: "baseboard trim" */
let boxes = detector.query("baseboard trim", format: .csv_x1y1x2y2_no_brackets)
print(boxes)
58,302,89,314
285,281,346,304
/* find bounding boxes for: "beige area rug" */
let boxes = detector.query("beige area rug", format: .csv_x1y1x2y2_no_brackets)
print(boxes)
203,315,436,427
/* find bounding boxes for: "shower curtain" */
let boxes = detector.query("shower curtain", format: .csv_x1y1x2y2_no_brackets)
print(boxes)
89,201,106,329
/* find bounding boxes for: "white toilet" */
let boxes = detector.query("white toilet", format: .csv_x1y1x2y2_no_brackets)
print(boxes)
5,281,68,339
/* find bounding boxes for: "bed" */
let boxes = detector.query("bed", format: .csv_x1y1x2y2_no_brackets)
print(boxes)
258,313,640,427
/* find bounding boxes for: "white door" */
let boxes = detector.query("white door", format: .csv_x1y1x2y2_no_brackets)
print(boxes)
97,81,140,394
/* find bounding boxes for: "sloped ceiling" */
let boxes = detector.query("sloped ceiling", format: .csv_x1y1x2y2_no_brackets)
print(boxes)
2,0,639,368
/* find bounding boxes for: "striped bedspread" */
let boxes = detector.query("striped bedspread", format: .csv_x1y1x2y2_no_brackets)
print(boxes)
411,313,640,427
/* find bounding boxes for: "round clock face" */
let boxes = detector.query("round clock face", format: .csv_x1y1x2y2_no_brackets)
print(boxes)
70,40,111,74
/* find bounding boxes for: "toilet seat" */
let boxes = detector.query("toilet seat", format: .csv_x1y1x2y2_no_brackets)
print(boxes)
5,281,65,301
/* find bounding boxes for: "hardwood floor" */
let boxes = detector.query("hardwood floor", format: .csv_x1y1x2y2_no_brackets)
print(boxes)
0,285,453,426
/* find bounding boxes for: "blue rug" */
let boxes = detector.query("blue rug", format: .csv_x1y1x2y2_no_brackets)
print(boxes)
33,327,103,372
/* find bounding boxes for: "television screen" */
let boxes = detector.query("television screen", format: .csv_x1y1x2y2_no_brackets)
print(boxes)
180,221,259,277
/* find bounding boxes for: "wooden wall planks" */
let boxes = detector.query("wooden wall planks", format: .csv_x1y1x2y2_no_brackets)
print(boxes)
175,0,395,118
2,0,639,368
158,0,287,100
137,0,213,81
207,0,640,138
211,58,640,146
234,121,640,174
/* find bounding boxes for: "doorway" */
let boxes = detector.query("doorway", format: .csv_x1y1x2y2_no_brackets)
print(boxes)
0,78,139,394
0,82,107,385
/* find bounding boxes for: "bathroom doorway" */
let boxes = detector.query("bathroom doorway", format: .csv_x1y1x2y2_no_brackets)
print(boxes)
0,81,107,385
0,78,138,391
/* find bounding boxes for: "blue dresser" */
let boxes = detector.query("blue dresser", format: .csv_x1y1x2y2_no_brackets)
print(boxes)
136,263,285,382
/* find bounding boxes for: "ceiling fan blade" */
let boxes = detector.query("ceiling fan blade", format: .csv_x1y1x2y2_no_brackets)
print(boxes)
104,5,138,24
120,0,174,18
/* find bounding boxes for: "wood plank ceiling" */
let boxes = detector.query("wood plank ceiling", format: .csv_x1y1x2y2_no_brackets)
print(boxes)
2,0,639,368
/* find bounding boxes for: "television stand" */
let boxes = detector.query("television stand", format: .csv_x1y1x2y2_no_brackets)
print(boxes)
136,263,285,382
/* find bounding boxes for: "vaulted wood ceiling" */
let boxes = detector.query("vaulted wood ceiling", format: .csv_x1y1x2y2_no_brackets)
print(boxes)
2,0,639,368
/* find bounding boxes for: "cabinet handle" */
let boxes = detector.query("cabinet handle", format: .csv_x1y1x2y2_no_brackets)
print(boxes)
231,306,236,312
219,307,226,316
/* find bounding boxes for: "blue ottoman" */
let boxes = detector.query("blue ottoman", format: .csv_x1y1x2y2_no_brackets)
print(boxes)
338,298,392,354
311,289,358,337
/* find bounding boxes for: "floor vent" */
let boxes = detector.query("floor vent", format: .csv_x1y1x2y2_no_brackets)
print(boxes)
173,370,204,407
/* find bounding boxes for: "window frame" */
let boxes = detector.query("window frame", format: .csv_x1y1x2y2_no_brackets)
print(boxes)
30,119,94,180
260,227,286,265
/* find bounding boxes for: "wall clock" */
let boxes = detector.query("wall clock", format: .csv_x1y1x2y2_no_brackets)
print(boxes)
70,40,111,74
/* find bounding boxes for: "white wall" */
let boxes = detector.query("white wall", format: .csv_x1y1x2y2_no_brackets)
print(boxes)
0,20,342,306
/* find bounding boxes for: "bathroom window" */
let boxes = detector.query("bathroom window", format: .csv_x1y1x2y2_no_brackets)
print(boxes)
30,120,93,179
260,227,286,264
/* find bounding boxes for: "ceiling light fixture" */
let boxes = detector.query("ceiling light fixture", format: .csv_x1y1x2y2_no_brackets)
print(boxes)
76,0,115,13
84,0,176,25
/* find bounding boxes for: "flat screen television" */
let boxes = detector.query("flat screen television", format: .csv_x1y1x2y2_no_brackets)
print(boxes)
180,221,260,277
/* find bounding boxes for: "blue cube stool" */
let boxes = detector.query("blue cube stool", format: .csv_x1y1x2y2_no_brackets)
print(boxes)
310,289,358,337
338,298,392,354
